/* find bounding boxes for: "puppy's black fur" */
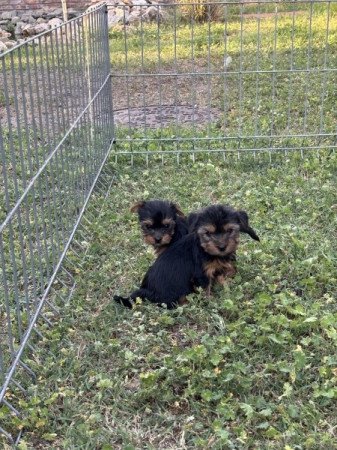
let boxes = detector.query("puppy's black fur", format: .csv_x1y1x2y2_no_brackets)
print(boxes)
131,199,188,256
114,204,259,309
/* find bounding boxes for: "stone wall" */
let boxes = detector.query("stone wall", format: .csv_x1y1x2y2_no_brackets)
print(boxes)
0,0,164,53
0,0,90,12
0,3,86,52
0,7,81,52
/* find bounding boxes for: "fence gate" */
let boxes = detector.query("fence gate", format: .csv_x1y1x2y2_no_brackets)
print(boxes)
0,4,113,443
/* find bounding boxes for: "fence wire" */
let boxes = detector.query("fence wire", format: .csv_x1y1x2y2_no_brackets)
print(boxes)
110,0,337,161
0,4,113,443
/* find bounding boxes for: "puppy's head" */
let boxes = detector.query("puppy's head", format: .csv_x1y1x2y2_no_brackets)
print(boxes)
192,204,259,257
131,200,185,251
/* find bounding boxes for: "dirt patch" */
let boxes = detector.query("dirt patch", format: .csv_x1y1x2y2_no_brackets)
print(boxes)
111,60,225,129
114,104,222,128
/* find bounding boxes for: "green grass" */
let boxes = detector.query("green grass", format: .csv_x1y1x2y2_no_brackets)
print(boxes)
109,6,337,70
3,150,337,449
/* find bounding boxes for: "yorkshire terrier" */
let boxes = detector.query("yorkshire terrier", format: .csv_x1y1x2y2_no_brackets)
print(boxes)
131,199,188,256
187,207,239,293
114,204,260,309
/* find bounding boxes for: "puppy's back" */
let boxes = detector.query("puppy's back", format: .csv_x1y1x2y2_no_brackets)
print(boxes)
141,234,197,302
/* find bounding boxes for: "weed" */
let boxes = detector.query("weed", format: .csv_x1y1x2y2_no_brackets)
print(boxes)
177,0,223,23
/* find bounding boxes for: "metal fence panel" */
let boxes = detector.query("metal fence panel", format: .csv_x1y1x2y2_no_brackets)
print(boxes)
110,0,337,159
0,4,113,443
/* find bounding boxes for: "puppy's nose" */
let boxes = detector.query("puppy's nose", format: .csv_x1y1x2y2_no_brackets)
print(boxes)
218,245,226,252
155,237,162,243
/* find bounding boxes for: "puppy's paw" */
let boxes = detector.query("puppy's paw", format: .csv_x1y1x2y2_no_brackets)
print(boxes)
113,295,134,309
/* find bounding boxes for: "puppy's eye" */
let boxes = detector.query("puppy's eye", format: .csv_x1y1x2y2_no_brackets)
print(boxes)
205,231,211,236
163,224,170,229
227,228,233,233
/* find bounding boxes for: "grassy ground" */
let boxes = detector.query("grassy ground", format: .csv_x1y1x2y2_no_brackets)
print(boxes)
4,150,336,449
110,4,337,70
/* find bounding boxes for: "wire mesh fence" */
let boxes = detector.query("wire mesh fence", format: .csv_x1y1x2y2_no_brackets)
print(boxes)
110,0,336,161
0,4,113,443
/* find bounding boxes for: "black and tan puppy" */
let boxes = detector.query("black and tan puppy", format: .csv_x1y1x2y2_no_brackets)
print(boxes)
131,199,188,256
114,204,259,309
187,206,253,293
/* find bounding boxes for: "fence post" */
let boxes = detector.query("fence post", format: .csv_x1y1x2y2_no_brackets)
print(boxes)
102,3,115,143
83,9,94,141
61,0,68,22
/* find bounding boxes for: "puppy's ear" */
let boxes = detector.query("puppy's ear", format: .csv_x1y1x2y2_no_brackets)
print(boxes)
130,201,146,213
170,202,185,218
187,212,200,232
236,210,260,241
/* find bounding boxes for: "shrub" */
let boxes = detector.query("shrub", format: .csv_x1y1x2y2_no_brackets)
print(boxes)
177,0,223,23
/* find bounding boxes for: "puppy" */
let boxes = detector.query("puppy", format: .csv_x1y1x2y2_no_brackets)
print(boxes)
131,199,188,256
114,204,259,309
187,206,238,293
